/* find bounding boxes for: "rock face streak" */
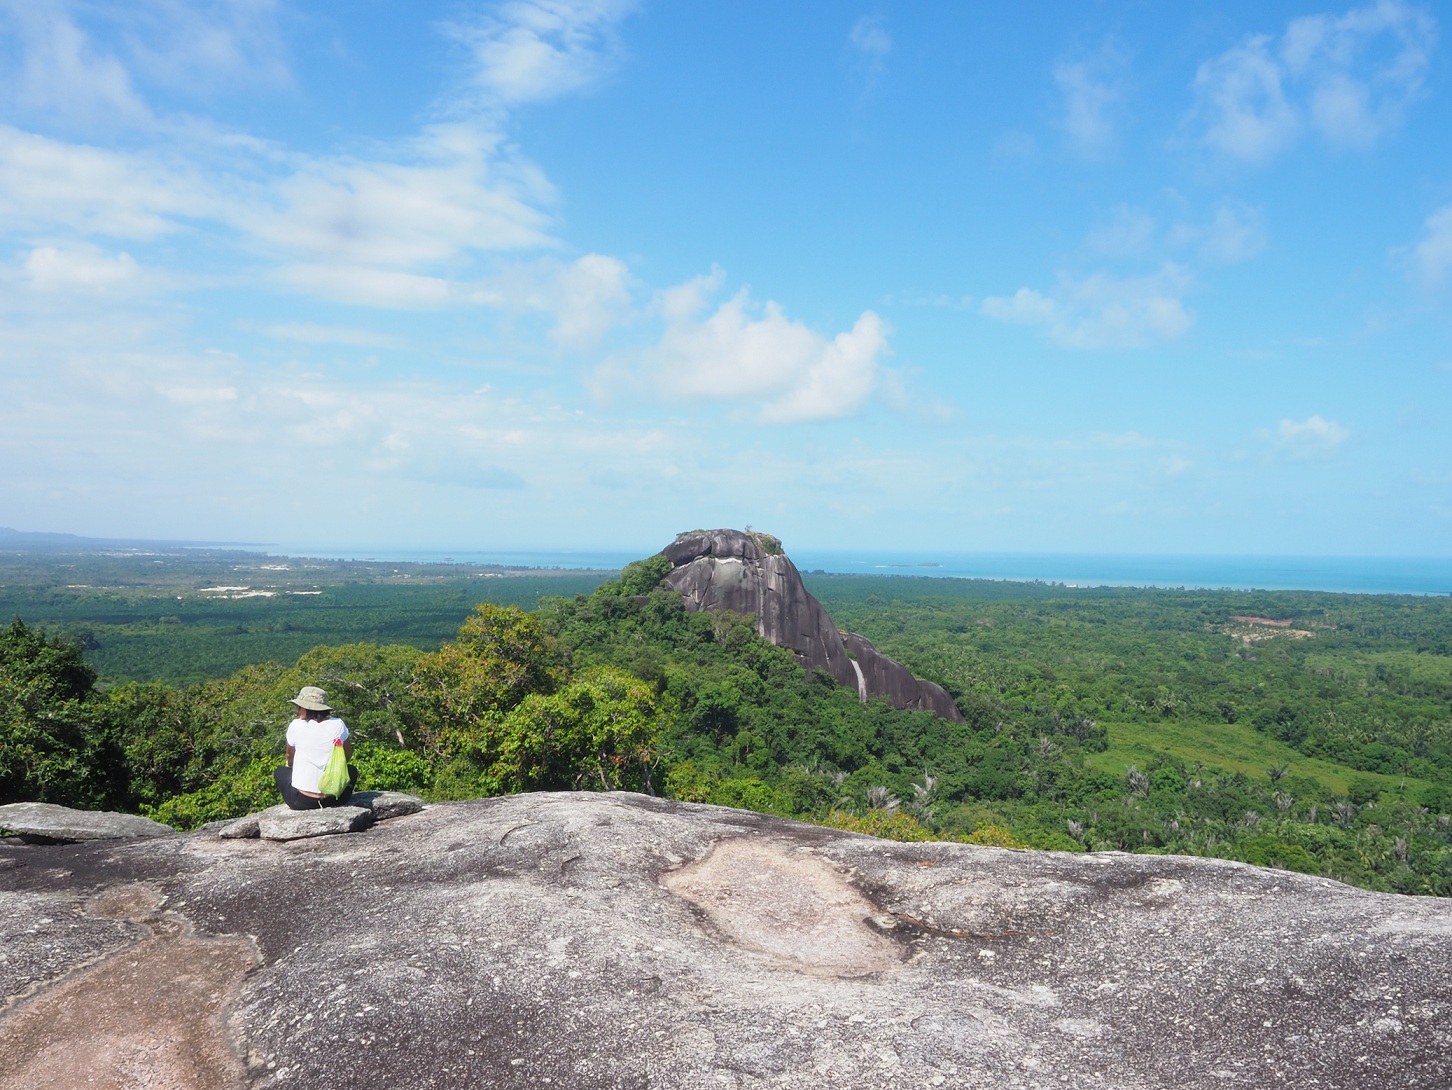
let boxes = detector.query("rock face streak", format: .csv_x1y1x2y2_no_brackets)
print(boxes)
662,529,962,720
3,792,1451,1090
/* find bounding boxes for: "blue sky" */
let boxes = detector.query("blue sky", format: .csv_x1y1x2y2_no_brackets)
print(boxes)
2,0,1450,556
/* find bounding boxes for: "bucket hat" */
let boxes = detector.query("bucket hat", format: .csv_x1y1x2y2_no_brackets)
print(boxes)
289,685,332,712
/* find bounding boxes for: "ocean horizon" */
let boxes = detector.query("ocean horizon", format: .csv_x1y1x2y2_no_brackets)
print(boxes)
247,544,1452,597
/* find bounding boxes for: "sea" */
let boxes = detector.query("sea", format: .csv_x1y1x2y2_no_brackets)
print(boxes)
250,545,1452,597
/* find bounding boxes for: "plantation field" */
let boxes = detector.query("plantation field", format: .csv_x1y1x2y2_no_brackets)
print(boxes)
1087,717,1425,799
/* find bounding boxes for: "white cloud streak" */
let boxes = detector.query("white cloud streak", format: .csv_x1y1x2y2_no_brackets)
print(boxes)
444,0,636,110
1054,43,1127,157
1258,414,1351,458
1410,203,1452,287
981,265,1194,349
1189,0,1435,162
849,15,892,91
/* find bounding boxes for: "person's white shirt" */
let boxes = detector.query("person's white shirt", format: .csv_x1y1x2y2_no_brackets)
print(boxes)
286,716,349,793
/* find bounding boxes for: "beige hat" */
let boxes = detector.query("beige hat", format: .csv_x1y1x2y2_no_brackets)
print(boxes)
289,685,331,712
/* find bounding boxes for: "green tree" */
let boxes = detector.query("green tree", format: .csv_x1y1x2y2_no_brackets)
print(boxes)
483,666,672,794
0,620,119,807
410,604,561,763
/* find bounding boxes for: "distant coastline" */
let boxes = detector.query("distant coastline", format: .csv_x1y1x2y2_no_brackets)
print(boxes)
253,544,1452,596
7,527,1450,595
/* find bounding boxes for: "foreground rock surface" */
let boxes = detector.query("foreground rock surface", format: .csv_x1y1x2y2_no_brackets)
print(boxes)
1,791,1449,1089
663,529,962,720
0,802,174,844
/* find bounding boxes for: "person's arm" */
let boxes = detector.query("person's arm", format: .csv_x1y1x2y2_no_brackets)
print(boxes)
343,739,354,760
285,744,296,767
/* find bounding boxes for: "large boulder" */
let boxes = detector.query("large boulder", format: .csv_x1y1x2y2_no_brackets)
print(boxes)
663,529,962,720
0,802,173,844
0,791,1447,1089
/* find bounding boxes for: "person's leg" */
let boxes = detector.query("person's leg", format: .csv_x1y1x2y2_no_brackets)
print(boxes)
274,766,317,810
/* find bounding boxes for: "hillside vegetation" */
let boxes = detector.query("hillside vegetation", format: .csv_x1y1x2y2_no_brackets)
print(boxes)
3,554,1450,896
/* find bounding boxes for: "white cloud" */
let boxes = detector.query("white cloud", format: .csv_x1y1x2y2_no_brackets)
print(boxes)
246,125,556,268
1410,203,1452,287
0,126,219,238
21,244,145,294
445,0,636,110
1085,206,1157,258
262,324,400,347
1054,43,1127,157
104,0,290,97
1259,414,1351,458
547,253,632,345
1167,201,1267,264
1189,1,1435,162
849,15,892,90
609,276,889,424
0,2,152,127
981,265,1194,349
0,1,290,131
276,264,453,310
1085,201,1265,268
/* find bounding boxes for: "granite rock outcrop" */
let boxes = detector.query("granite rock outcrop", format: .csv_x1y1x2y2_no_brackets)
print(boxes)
0,802,173,844
662,529,961,720
2,791,1449,1089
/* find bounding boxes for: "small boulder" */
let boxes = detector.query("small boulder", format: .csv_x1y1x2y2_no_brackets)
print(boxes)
256,806,374,841
218,805,288,840
350,791,425,820
218,793,424,839
0,802,174,844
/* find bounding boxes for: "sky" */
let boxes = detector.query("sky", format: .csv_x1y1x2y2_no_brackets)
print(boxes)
1,0,1450,557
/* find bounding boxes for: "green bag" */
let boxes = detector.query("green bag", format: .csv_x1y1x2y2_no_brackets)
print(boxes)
317,739,349,799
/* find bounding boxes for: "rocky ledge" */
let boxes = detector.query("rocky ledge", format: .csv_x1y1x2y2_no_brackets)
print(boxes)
1,791,1449,1089
0,802,174,844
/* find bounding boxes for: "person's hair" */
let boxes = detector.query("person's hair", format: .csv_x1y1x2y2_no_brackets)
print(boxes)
301,707,329,722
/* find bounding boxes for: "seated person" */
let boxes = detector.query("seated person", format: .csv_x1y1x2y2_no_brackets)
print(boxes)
274,686,357,809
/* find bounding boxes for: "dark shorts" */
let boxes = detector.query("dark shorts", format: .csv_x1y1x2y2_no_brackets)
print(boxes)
274,765,358,810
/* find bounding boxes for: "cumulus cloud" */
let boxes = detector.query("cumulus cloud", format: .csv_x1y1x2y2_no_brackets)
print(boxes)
1410,203,1452,287
607,274,888,424
444,0,636,110
981,265,1194,349
1258,414,1351,458
1188,0,1435,162
1054,43,1128,157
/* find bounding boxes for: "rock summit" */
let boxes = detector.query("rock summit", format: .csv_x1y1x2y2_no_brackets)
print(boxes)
2,791,1448,1089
